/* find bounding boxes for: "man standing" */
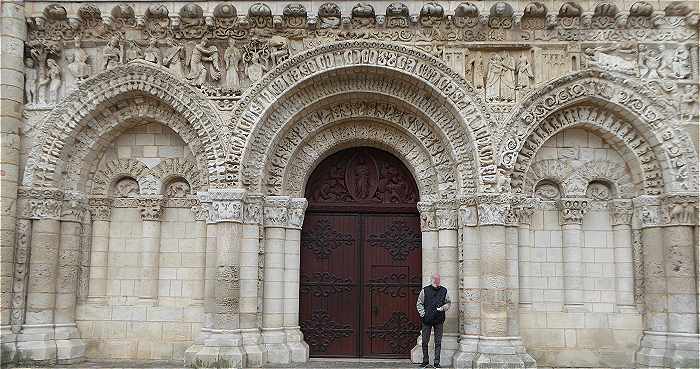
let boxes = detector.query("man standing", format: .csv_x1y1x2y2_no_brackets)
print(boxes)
416,272,451,368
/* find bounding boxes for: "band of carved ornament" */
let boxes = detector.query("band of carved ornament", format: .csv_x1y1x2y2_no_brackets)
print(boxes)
557,198,589,225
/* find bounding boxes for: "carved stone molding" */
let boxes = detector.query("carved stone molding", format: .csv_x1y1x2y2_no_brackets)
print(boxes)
208,189,245,223
11,219,32,332
287,198,308,229
190,202,209,222
417,201,437,232
557,197,589,225
264,196,289,227
138,196,164,221
633,195,662,228
243,193,264,225
610,199,633,226
88,196,113,221
61,191,89,223
514,197,539,225
476,193,512,226
661,193,698,226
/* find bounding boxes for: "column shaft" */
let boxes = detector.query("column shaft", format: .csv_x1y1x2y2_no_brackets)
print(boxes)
612,224,634,306
558,198,588,308
138,220,161,301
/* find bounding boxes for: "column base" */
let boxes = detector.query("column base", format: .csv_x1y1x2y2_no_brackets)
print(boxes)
261,328,289,364
636,331,700,368
54,325,86,364
184,331,245,368
240,328,265,367
1,326,17,364
411,333,459,366
14,324,85,364
452,336,536,368
285,327,309,363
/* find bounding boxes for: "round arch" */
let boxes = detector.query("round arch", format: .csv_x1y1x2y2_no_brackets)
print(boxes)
23,61,231,190
498,70,699,194
231,40,492,192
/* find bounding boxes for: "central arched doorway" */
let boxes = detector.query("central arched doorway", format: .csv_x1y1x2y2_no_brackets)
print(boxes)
299,147,422,358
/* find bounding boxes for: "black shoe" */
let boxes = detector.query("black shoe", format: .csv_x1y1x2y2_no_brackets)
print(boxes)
434,363,441,368
419,362,429,367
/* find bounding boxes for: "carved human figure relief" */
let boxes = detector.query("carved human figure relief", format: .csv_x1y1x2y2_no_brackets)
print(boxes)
515,54,534,89
535,181,560,200
102,34,122,71
163,40,185,79
143,39,162,64
670,45,691,79
583,43,637,76
24,58,38,105
186,36,221,86
485,52,515,102
679,84,698,119
38,58,62,104
223,38,242,90
639,45,665,79
165,180,191,198
586,182,611,201
66,36,91,82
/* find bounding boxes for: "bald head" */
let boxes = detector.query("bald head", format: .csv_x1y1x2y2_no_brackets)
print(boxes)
431,272,441,287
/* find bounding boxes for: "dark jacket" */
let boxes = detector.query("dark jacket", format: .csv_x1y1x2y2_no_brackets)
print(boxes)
417,285,449,325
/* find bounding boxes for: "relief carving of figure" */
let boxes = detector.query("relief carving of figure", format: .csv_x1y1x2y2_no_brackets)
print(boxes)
163,40,185,79
66,36,91,82
38,58,62,104
515,54,534,89
485,53,515,102
640,46,665,79
186,36,221,86
244,42,271,83
24,58,38,105
165,181,191,198
114,178,139,197
223,38,242,90
102,35,122,71
584,43,637,76
143,39,162,64
470,52,486,89
679,84,698,119
671,46,691,79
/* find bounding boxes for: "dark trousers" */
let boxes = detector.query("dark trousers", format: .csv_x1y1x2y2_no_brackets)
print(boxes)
421,322,443,364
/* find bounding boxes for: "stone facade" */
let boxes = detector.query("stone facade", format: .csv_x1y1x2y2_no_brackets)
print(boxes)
1,0,698,367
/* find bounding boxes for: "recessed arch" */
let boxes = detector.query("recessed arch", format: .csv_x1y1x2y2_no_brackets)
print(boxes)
23,61,231,190
231,40,492,191
498,70,698,194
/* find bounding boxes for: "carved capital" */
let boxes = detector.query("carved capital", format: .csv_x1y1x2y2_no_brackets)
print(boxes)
17,187,63,219
661,193,698,226
476,193,512,226
417,201,436,232
459,205,478,227
633,195,662,228
514,197,538,225
243,193,264,225
264,196,289,227
435,201,458,230
61,191,89,223
609,199,633,225
190,201,209,221
557,198,589,225
287,198,308,229
138,196,164,221
88,196,113,221
209,189,245,223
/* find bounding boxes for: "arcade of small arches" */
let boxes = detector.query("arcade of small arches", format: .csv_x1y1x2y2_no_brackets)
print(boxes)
3,39,698,369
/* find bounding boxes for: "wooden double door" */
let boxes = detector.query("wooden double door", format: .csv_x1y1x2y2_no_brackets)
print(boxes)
299,147,422,358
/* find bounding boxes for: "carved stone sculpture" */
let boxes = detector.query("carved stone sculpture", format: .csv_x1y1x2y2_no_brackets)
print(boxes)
38,58,62,104
24,58,38,104
223,38,242,90
102,34,122,71
66,36,91,82
143,39,161,64
186,36,221,86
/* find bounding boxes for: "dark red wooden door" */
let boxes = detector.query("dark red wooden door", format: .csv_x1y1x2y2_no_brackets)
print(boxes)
300,147,421,358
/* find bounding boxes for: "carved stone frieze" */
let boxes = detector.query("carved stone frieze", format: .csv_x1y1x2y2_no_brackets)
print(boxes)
661,193,698,226
61,191,89,223
17,187,63,220
557,198,589,225
476,193,512,226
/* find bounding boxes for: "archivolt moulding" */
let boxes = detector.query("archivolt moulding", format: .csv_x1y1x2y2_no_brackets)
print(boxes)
23,61,231,190
498,70,698,194
231,40,493,190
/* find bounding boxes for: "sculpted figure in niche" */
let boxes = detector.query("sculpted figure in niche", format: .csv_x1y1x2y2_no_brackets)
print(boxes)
38,58,62,104
515,54,534,89
671,46,691,79
223,38,242,90
24,58,38,105
679,84,698,119
471,52,486,89
143,39,162,64
163,40,185,79
165,181,191,198
66,35,91,82
586,182,611,201
485,52,515,102
244,48,269,82
535,181,560,200
187,36,221,86
269,36,290,66
102,35,122,71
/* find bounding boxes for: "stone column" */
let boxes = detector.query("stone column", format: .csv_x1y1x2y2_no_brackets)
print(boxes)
185,189,246,368
515,199,537,307
411,202,438,363
610,199,635,308
660,194,698,368
435,201,459,366
185,200,212,362
53,194,87,362
0,1,26,363
453,200,479,367
634,195,668,367
136,196,163,303
284,198,309,362
557,198,589,309
240,194,264,366
86,197,112,304
261,196,289,364
473,194,535,368
190,204,208,303
15,189,62,362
